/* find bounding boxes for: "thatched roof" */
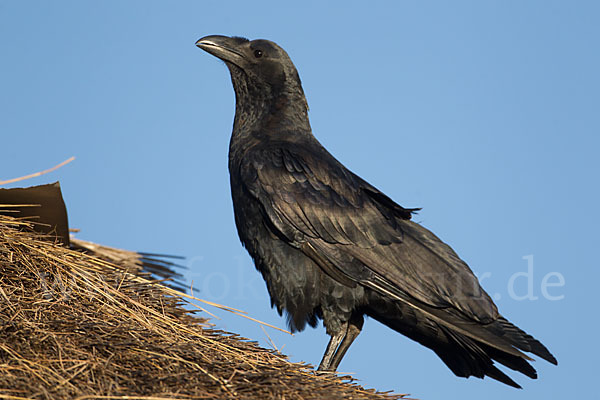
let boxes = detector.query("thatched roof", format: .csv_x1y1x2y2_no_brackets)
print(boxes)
0,213,405,399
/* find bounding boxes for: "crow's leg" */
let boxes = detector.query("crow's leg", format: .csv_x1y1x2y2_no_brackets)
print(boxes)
318,313,364,371
329,313,364,371
318,325,346,371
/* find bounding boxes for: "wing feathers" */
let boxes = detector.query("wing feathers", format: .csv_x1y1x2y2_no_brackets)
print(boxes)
240,144,555,374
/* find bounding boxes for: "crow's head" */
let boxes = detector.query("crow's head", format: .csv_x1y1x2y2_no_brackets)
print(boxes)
196,35,305,105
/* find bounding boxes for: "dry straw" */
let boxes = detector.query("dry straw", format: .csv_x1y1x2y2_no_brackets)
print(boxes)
0,214,405,399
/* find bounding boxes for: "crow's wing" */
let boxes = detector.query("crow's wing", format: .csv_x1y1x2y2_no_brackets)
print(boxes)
239,144,560,361
240,144,499,320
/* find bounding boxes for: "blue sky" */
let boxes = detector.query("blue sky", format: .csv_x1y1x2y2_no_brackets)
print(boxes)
2,1,598,398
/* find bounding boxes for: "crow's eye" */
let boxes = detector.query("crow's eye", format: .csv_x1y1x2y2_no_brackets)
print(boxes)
254,49,263,58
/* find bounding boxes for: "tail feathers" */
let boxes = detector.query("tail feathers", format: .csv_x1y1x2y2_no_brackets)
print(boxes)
439,326,523,388
482,343,537,379
374,309,530,388
366,295,556,388
490,317,558,365
485,365,522,389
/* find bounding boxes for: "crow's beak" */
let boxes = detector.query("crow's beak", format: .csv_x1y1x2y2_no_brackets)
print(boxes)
196,35,246,65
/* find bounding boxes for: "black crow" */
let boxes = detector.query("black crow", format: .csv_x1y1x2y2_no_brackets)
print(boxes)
195,35,557,388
